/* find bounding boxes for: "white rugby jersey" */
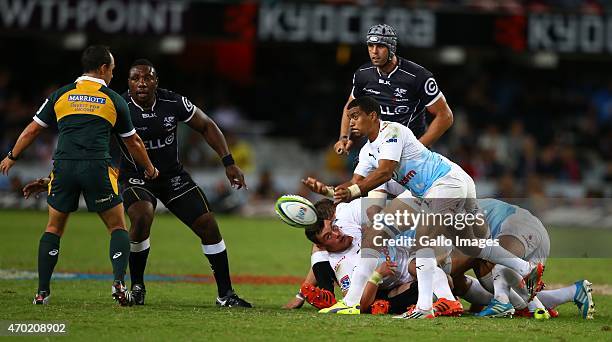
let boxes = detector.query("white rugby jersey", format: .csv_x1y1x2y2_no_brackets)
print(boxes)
354,121,451,197
328,196,414,292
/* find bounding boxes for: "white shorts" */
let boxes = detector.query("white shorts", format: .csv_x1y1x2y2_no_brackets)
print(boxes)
398,158,477,215
498,208,550,264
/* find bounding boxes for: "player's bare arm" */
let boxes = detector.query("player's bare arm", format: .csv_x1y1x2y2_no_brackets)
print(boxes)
334,160,397,202
186,109,246,189
0,121,45,175
360,261,397,310
419,95,454,147
121,133,159,179
334,94,355,155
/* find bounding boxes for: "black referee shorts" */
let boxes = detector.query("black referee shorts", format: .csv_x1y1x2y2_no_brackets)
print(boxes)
120,170,211,227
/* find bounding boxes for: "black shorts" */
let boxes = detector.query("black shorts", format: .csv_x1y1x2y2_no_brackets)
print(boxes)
376,281,419,314
119,170,211,227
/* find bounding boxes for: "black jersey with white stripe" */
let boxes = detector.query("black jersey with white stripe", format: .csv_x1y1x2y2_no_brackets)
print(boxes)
118,88,196,175
351,56,443,138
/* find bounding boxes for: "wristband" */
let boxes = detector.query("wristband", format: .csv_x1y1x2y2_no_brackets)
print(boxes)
323,186,335,198
222,154,235,167
296,292,305,300
7,150,19,161
368,271,383,285
347,184,361,199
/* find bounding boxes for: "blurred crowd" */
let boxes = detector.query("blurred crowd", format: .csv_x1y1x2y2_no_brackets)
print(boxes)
2,45,612,207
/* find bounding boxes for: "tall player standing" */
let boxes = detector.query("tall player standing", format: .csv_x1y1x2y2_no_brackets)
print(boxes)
334,23,453,154
118,59,251,307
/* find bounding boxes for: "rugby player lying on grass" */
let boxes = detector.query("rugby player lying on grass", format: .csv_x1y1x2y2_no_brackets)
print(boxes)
297,198,461,316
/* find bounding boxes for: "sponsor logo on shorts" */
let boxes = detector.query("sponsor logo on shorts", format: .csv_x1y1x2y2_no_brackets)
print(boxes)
49,249,58,256
112,252,122,259
129,178,145,185
68,94,106,104
340,275,351,291
95,194,114,204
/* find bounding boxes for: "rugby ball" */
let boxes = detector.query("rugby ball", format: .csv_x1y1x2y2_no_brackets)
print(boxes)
275,195,318,228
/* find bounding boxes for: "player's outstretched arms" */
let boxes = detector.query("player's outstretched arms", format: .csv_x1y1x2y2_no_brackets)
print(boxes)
1,121,45,175
334,160,396,203
186,108,246,189
22,177,50,199
121,133,158,180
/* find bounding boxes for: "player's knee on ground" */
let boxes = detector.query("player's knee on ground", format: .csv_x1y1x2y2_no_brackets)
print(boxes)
127,201,155,241
191,212,222,244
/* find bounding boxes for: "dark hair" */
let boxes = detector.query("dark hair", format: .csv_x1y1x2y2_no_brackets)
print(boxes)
81,45,112,73
347,96,381,117
304,199,335,244
131,58,155,69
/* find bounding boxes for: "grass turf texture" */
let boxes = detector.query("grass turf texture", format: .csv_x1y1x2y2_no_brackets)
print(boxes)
0,210,611,341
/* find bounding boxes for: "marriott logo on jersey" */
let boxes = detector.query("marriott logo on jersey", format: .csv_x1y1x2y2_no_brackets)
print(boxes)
67,94,106,104
398,170,417,185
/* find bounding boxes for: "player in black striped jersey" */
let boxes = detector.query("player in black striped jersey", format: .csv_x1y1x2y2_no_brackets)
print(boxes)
334,24,454,154
118,59,251,308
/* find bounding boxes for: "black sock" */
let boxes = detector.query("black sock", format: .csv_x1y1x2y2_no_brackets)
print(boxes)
312,261,336,294
203,241,232,297
37,232,61,293
129,243,150,286
109,229,130,282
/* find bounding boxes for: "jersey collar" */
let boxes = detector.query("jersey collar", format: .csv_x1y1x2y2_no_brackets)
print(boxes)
75,75,107,87
376,57,400,79
129,94,157,112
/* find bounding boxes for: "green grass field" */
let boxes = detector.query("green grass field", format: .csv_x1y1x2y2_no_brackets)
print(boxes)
0,210,611,341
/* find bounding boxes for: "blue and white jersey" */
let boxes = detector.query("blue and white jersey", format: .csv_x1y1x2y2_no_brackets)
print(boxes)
478,198,518,238
354,121,451,197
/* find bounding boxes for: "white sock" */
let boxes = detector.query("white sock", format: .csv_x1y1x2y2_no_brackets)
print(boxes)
537,284,576,308
479,272,494,293
508,289,527,310
492,265,510,304
463,275,493,305
342,248,379,306
478,246,530,276
130,238,150,252
415,248,436,311
528,296,545,311
202,240,226,254
432,267,454,300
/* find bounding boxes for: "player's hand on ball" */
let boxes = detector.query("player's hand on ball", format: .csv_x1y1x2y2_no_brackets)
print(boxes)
226,165,246,189
0,157,15,175
22,177,50,199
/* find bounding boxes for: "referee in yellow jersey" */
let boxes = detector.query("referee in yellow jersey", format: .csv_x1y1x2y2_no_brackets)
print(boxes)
0,45,159,306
